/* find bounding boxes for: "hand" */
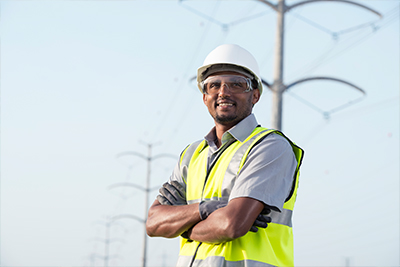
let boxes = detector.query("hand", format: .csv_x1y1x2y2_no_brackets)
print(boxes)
156,181,187,206
249,207,272,233
198,200,228,220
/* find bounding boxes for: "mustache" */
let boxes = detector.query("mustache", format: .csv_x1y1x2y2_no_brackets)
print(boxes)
216,98,236,105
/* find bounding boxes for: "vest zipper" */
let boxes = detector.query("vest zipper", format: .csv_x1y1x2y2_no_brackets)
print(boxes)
188,242,202,267
189,140,236,266
202,139,236,194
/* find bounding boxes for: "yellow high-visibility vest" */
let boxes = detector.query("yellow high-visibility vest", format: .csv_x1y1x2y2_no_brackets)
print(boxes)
176,127,304,267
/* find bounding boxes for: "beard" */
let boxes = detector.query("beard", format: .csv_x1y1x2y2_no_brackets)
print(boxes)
213,97,253,125
215,113,238,124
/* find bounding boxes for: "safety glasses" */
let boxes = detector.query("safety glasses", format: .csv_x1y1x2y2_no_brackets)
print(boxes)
200,75,254,95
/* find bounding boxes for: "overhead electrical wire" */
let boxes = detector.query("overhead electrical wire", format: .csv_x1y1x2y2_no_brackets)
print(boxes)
299,5,397,76
155,1,275,152
97,3,228,262
151,3,399,154
290,11,335,36
288,5,399,79
162,34,230,149
178,0,226,28
281,5,399,121
179,0,273,30
87,2,398,265
148,1,222,144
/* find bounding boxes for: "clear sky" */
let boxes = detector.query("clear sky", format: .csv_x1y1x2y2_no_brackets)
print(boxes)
1,1,399,266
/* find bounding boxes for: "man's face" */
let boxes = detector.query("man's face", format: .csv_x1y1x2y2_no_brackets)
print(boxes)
202,71,260,128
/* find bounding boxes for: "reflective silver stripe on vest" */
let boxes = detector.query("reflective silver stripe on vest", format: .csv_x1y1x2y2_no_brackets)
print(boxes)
188,196,229,205
177,255,277,267
185,205,293,226
183,130,293,227
187,199,201,204
270,208,292,227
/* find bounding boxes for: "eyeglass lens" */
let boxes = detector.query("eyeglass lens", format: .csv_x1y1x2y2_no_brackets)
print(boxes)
203,75,250,95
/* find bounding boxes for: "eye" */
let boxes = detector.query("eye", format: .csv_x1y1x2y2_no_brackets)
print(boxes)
231,78,246,88
209,82,221,89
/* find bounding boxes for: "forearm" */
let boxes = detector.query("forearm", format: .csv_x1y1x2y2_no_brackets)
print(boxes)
146,200,201,238
187,209,238,243
188,198,264,244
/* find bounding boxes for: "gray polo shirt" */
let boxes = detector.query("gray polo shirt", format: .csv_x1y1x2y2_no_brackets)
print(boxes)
168,114,297,211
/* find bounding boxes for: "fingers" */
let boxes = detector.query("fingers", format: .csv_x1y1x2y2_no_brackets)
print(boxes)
250,214,271,232
158,182,187,205
159,182,184,202
159,186,177,204
257,214,272,223
165,182,185,198
199,200,228,220
260,206,271,215
252,218,268,229
170,181,186,196
157,194,172,206
215,201,228,210
249,226,258,233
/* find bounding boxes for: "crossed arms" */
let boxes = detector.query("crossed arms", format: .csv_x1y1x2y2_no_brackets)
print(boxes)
146,182,269,244
146,134,297,244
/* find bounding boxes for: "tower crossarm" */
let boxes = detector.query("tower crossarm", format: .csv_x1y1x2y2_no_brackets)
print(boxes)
286,0,382,18
108,182,146,192
255,0,278,12
261,78,273,91
285,76,366,95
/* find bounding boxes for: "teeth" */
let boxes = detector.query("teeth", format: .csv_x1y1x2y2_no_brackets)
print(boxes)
219,103,233,106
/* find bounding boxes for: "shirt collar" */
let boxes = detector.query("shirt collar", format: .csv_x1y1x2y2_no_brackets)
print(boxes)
226,113,259,142
204,114,259,149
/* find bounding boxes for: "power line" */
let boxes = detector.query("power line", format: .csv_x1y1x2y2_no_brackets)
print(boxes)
290,12,335,36
149,1,222,144
178,0,273,30
288,5,399,79
178,0,227,28
107,143,176,267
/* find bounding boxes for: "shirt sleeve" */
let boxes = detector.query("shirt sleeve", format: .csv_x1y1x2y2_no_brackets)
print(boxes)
228,133,297,212
168,160,187,187
150,161,187,205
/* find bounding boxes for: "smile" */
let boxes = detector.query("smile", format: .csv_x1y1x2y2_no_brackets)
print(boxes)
218,103,234,107
216,100,235,108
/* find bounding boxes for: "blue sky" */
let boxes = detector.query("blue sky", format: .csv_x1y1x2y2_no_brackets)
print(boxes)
1,1,399,266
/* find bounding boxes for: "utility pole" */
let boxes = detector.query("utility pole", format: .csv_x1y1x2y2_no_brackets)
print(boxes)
257,0,382,130
258,0,382,130
90,219,124,267
186,0,382,129
271,0,285,130
345,256,351,267
109,142,176,267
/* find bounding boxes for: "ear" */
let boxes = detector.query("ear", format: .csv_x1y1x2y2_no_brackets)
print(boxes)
252,89,260,105
203,93,207,105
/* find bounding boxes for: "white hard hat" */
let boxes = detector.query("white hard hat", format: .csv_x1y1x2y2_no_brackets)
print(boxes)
197,44,263,95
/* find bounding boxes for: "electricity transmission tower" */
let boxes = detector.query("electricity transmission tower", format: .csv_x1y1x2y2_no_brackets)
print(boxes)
256,0,382,130
108,142,176,267
186,0,382,130
90,219,125,267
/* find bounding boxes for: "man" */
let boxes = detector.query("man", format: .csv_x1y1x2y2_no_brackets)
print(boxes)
146,44,304,267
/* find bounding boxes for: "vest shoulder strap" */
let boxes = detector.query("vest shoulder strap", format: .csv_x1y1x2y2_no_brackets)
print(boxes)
179,140,205,184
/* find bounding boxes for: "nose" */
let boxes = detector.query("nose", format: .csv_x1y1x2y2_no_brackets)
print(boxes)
218,83,231,96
